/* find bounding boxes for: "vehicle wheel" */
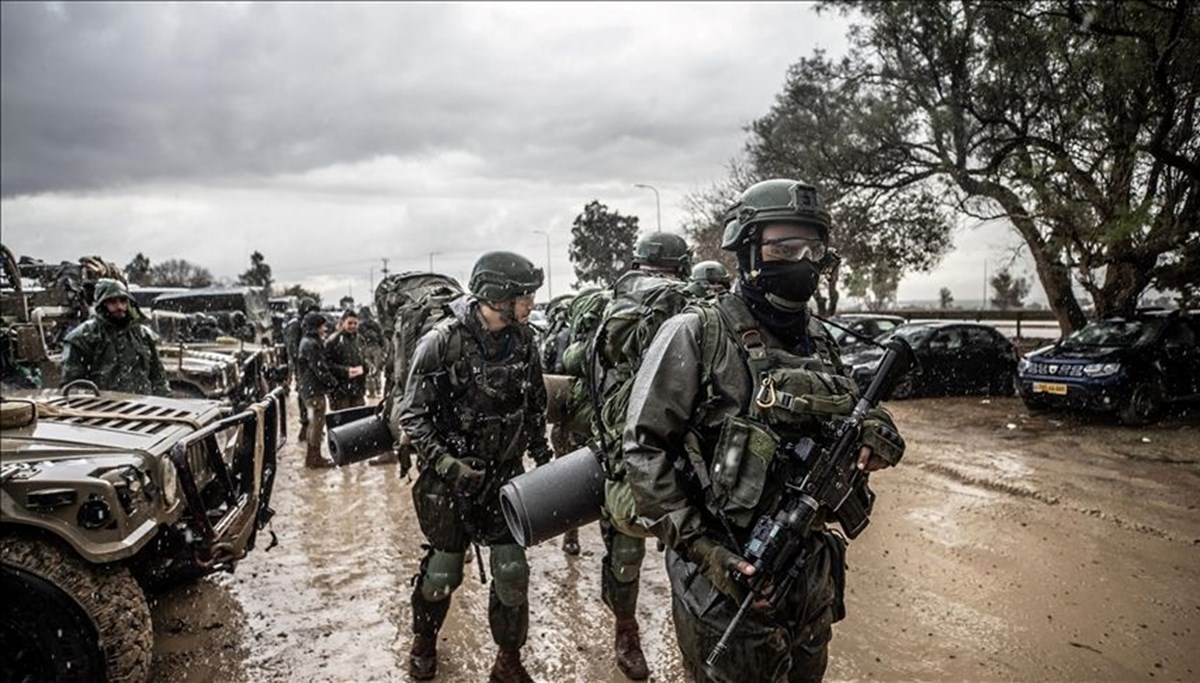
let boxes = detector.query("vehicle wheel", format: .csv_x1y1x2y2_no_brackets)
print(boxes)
0,535,153,683
990,373,1017,397
1119,379,1166,426
889,373,915,400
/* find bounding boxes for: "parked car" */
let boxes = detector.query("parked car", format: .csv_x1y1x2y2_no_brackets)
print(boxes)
823,313,906,349
844,321,1018,399
1017,309,1199,425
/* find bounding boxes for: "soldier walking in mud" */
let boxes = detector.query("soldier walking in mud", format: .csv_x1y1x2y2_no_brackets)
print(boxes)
622,179,906,682
295,311,337,469
62,278,171,396
325,309,368,411
284,298,319,437
357,306,388,399
397,251,552,683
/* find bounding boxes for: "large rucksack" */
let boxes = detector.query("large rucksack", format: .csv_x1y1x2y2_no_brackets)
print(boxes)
374,271,465,404
539,292,576,373
587,271,695,536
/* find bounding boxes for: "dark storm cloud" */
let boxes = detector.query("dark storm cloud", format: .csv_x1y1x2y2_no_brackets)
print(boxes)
1,2,844,197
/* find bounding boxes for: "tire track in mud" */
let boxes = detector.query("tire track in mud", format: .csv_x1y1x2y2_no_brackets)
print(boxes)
913,461,1185,544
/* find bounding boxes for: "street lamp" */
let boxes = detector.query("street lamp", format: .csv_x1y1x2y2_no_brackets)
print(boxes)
532,230,552,298
633,183,661,233
428,251,440,272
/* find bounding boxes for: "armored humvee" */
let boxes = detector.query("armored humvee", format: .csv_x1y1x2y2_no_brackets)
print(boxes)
0,383,285,682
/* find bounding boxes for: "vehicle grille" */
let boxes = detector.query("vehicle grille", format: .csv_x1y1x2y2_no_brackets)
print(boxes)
1026,362,1084,377
49,397,197,435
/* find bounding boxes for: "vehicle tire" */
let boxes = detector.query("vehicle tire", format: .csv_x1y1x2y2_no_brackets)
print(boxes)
0,534,153,683
1119,379,1166,426
889,373,915,400
990,373,1017,397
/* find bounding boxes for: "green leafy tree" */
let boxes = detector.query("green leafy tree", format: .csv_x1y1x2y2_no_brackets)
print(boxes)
939,287,954,310
125,253,152,285
990,268,1030,310
279,284,322,309
147,259,213,288
237,250,273,293
568,200,640,288
804,0,1197,332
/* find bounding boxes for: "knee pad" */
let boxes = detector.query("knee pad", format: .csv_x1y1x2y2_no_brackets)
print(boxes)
610,532,645,583
419,550,465,602
489,544,530,608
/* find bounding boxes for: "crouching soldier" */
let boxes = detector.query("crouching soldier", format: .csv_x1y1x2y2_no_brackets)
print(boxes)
396,251,553,683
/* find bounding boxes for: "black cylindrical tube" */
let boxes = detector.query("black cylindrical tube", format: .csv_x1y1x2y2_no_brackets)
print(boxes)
327,412,395,466
500,445,605,547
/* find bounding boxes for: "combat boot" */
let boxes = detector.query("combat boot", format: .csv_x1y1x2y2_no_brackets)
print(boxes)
614,616,649,680
561,528,580,556
408,634,438,680
489,647,534,683
305,447,335,469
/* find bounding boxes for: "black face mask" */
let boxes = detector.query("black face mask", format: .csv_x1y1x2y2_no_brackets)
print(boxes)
737,259,820,348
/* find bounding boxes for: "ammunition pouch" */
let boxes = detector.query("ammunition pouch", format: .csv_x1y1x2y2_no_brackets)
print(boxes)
706,414,780,528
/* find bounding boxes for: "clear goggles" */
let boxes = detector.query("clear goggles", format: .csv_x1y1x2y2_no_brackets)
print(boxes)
759,236,827,263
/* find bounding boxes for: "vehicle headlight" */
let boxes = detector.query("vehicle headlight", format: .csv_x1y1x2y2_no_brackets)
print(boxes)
1083,362,1120,377
160,459,179,507
1018,358,1030,374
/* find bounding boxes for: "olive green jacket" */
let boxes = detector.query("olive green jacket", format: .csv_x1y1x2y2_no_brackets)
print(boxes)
621,294,903,552
62,309,170,397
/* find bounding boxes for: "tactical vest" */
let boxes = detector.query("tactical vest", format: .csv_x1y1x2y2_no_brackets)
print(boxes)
689,294,861,530
434,305,536,465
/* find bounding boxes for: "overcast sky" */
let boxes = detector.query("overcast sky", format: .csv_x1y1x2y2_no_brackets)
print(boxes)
1,1,1034,306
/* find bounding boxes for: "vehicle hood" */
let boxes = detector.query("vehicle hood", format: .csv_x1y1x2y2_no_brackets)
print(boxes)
1,392,225,461
843,346,886,367
1030,344,1129,363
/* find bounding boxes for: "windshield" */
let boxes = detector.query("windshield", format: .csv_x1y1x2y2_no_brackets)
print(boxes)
878,324,934,346
1062,319,1163,347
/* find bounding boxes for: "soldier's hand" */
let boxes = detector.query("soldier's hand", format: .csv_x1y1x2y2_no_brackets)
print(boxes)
690,537,755,603
435,454,487,497
856,445,888,472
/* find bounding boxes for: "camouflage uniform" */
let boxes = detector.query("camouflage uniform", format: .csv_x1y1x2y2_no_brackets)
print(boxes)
622,180,906,683
62,279,170,396
397,252,549,682
325,327,368,411
296,316,337,468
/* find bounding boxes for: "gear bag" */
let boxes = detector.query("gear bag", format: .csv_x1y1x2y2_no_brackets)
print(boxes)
373,271,465,408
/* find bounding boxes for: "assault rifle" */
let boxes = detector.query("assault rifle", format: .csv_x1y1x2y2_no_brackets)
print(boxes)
706,336,913,667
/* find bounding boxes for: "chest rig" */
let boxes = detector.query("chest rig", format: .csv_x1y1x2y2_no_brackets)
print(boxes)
439,312,534,464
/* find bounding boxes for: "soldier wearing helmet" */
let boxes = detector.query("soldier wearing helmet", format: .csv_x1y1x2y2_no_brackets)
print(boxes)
631,231,692,278
621,179,907,682
62,278,170,396
688,260,733,297
396,251,553,683
284,297,320,437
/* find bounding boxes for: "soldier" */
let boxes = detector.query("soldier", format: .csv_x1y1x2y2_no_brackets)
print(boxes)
325,309,368,411
622,179,906,682
357,306,388,399
688,260,733,297
284,298,319,438
62,278,170,396
586,231,693,680
295,311,336,469
397,251,552,683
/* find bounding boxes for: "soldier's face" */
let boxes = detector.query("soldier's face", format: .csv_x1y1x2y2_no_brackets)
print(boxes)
512,294,535,325
759,224,825,263
103,297,129,318
343,318,359,334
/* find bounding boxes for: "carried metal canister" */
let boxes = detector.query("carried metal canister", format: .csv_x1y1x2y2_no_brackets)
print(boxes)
326,406,394,466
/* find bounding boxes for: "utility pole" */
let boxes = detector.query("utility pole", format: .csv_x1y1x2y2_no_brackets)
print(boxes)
633,183,661,233
982,260,988,311
381,258,389,277
532,230,552,298
429,251,440,272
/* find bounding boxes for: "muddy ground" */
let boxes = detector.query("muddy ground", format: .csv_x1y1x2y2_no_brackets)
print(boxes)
149,397,1199,682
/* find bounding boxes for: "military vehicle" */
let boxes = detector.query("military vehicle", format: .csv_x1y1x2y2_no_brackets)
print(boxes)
1,382,286,682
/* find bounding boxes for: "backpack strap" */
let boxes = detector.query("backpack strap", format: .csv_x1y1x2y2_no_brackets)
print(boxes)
710,294,774,421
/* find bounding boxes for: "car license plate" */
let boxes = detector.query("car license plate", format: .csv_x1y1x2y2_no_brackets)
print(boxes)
1032,382,1068,395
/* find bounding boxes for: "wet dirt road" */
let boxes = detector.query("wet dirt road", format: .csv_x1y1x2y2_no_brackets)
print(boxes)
149,397,1200,682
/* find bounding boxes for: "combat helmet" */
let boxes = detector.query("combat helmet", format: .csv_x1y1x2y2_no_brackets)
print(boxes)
690,260,732,288
92,278,131,305
469,251,544,301
721,179,831,251
631,232,691,278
